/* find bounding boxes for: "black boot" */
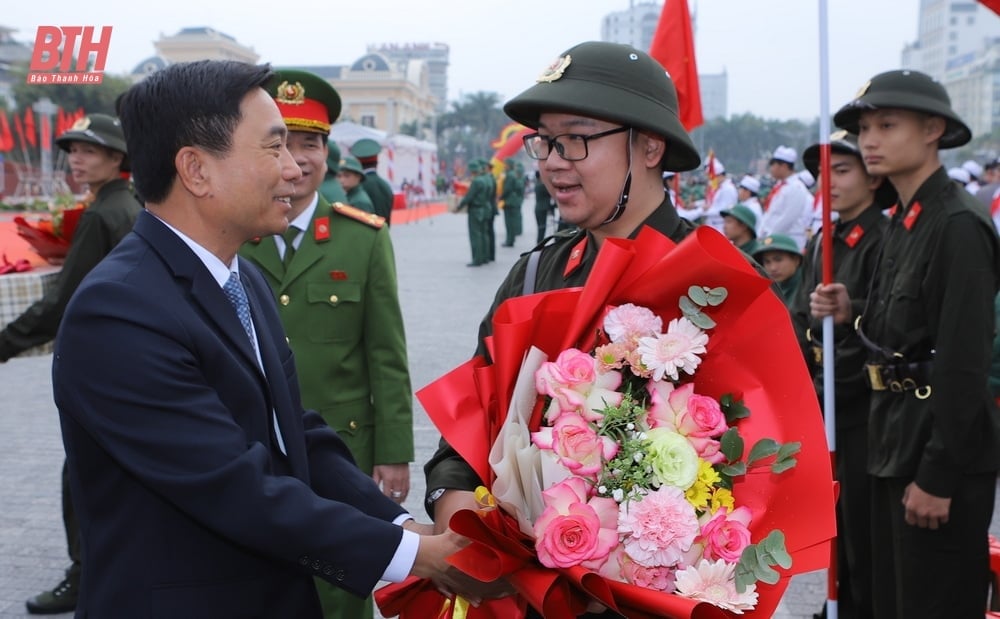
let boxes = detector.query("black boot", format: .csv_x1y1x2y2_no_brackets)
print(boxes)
25,574,78,615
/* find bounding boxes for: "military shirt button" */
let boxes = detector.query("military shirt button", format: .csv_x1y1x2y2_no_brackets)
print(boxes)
279,294,290,306
349,420,358,430
322,565,334,576
298,555,310,566
312,560,322,571
335,569,346,581
329,294,339,304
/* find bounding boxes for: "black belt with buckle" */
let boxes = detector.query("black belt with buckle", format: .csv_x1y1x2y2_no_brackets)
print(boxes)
863,360,933,399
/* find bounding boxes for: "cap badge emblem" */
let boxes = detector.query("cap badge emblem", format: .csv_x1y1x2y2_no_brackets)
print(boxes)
276,81,306,105
831,129,848,141
537,54,571,83
854,80,871,98
71,116,91,131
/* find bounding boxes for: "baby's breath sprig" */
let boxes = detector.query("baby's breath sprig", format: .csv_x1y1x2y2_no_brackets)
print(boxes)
593,392,655,503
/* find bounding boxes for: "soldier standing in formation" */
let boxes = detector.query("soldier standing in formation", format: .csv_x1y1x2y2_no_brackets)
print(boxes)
337,153,376,214
238,69,414,619
460,159,493,267
350,138,395,225
813,69,1000,619
500,158,525,246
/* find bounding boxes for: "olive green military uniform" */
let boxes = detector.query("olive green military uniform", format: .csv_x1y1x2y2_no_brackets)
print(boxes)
319,140,348,204
461,163,493,266
339,154,376,214
790,202,887,619
240,195,412,619
836,70,1000,619
500,161,524,246
753,234,803,307
533,171,554,243
351,139,395,225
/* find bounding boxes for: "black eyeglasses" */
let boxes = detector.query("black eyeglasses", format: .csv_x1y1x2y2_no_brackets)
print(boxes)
522,126,630,161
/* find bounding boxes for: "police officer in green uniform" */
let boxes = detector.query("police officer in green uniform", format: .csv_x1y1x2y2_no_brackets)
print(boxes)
719,204,759,255
423,41,705,616
792,131,894,619
239,69,414,619
319,139,348,204
350,137,395,225
7,113,142,615
481,158,498,261
337,153,376,214
460,159,492,266
500,158,525,246
813,69,1000,619
752,234,803,306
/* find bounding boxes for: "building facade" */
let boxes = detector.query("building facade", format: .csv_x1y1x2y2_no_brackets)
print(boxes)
368,43,449,113
902,0,1000,136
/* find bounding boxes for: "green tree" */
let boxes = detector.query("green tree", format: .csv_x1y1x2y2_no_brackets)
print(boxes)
436,91,508,174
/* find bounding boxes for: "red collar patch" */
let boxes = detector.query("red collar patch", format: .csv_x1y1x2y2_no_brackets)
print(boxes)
314,216,330,242
563,237,587,279
902,201,922,231
844,224,865,248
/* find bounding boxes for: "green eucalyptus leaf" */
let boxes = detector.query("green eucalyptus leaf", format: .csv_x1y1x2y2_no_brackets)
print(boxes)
679,295,700,317
720,427,744,461
706,286,729,306
688,285,709,306
720,462,746,477
772,457,798,474
689,311,717,330
777,441,802,459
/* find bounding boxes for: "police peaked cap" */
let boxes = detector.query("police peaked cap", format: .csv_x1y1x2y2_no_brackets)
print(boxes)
803,131,898,209
503,41,701,172
267,69,341,134
350,138,382,159
833,69,971,149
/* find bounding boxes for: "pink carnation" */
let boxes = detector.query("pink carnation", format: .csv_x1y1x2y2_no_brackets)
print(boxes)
534,478,619,570
698,507,753,563
603,303,663,344
622,558,678,592
532,412,619,477
618,486,699,568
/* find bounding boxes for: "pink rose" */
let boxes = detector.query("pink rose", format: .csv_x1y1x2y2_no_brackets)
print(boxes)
675,393,728,438
532,412,619,476
645,380,678,430
687,435,725,464
698,506,753,563
536,348,596,398
536,349,622,420
534,478,619,570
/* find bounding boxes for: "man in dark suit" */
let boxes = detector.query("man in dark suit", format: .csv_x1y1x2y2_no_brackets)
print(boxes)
52,59,468,618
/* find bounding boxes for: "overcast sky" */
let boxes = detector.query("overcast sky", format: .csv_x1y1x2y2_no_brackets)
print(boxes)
7,1,992,121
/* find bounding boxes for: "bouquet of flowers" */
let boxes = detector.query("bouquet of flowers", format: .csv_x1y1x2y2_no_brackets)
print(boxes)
14,193,91,264
376,226,835,618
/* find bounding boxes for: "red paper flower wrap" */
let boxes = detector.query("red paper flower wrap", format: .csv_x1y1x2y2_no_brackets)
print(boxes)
375,227,836,618
14,206,86,264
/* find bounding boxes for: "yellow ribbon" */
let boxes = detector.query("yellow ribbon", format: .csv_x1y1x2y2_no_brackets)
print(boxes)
474,485,496,511
438,595,471,619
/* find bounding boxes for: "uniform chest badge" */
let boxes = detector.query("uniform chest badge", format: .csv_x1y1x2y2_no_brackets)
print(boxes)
330,270,348,281
902,202,922,231
563,236,587,278
537,54,571,83
314,216,330,242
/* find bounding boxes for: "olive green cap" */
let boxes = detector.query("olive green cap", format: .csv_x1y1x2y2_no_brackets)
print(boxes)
720,204,757,237
326,140,341,174
752,234,801,261
803,130,898,208
267,69,341,135
503,41,700,172
833,69,971,149
339,154,365,176
350,138,382,159
56,113,127,155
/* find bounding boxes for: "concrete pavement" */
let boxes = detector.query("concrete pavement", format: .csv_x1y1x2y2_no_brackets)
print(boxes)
1,201,996,618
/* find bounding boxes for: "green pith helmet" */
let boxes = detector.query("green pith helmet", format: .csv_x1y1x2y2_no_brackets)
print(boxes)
503,41,700,172
833,69,971,149
267,69,341,135
350,138,382,159
803,130,898,208
753,234,801,261
56,113,128,156
338,154,365,176
720,204,758,237
326,140,341,174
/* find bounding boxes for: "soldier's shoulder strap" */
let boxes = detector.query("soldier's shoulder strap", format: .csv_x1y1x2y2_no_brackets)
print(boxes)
331,202,385,229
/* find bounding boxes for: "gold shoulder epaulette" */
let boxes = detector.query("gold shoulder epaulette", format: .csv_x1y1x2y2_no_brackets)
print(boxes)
331,202,385,229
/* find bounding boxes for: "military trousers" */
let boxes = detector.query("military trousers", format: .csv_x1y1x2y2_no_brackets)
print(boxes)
467,208,491,265
870,473,995,618
503,201,523,245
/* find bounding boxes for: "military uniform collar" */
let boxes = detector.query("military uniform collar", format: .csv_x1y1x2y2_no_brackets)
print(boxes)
900,166,950,217
834,202,884,240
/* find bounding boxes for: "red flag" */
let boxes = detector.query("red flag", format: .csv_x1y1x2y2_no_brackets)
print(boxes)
56,107,66,137
13,113,25,150
648,0,704,131
24,108,37,148
981,0,1000,15
0,111,13,152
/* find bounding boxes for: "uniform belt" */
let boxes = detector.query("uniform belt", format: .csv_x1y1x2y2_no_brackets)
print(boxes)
863,360,933,399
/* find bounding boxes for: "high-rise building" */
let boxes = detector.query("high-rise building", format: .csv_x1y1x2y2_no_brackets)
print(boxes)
601,2,729,121
902,0,1000,136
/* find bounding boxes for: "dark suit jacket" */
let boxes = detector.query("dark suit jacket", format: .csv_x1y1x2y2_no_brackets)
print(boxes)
53,210,408,618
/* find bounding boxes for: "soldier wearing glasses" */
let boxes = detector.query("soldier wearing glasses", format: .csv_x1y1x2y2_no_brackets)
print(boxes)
423,41,703,615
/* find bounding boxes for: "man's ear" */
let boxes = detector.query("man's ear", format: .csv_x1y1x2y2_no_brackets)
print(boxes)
175,146,212,198
642,132,667,170
923,115,947,145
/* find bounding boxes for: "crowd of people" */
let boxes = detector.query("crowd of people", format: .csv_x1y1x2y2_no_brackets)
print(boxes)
2,39,999,619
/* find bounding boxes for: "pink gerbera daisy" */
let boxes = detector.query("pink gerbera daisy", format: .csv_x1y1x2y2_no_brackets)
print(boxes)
675,558,759,613
636,317,708,382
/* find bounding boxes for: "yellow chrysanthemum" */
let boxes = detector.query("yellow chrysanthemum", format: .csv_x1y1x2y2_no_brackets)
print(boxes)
709,487,735,514
697,460,722,486
686,480,711,510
